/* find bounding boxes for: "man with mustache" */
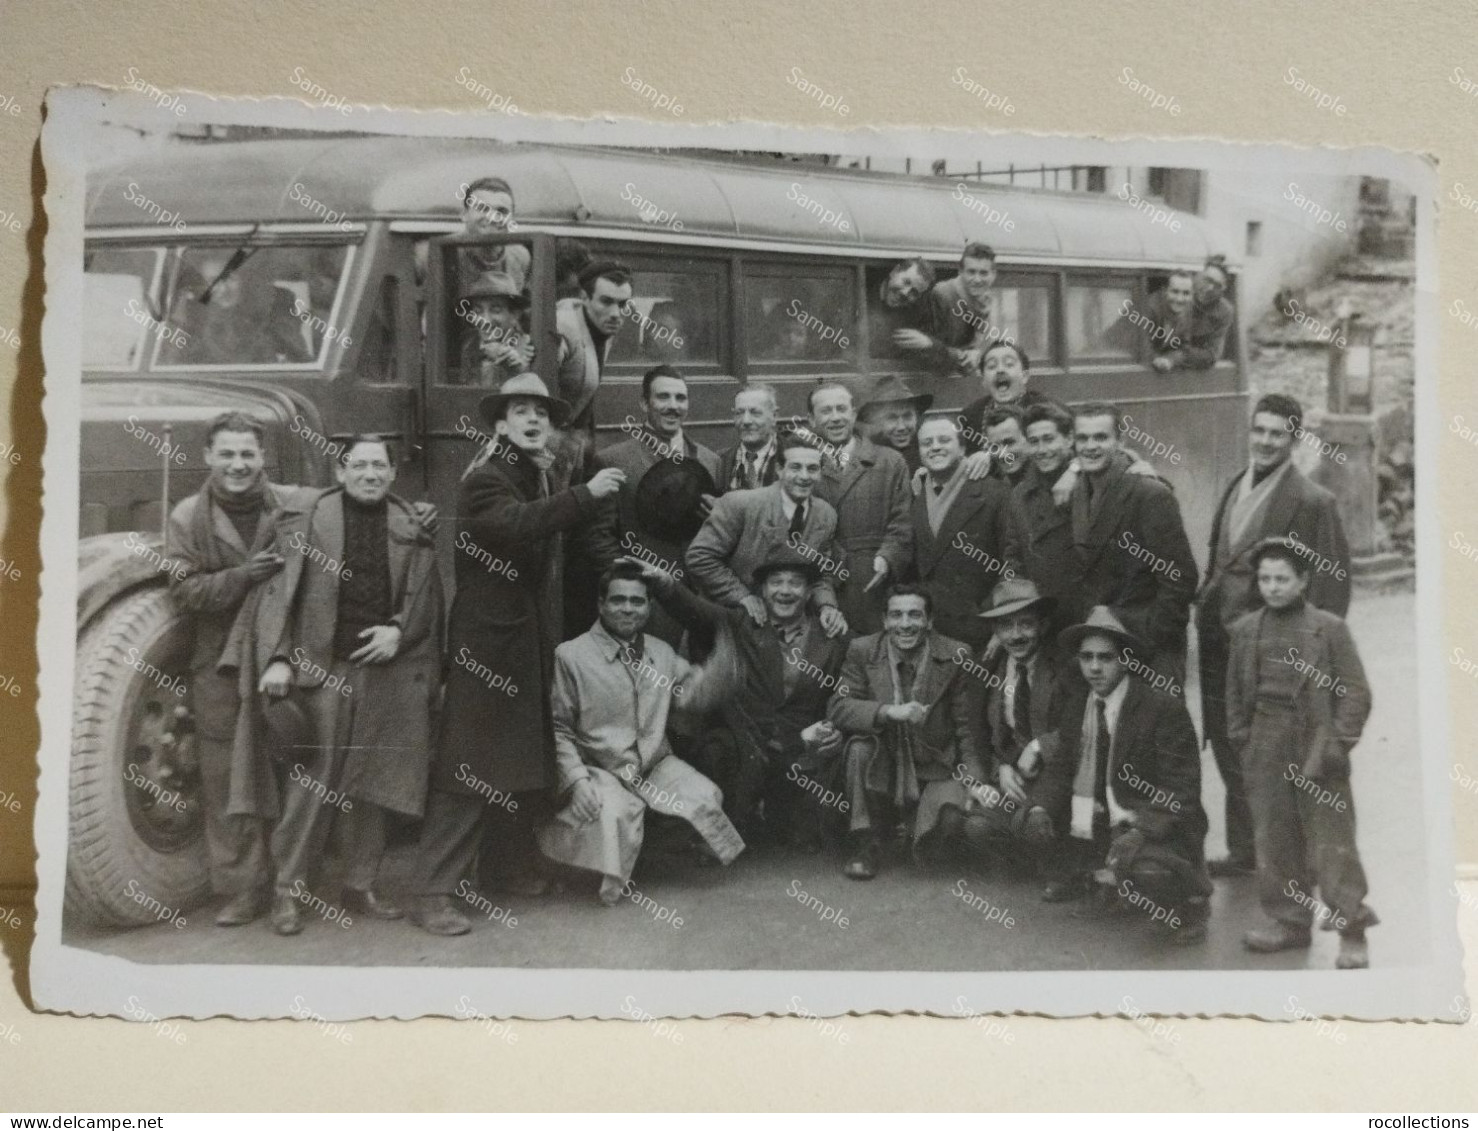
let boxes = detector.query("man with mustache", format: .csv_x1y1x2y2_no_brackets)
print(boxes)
410,374,626,936
592,365,720,647
827,585,989,879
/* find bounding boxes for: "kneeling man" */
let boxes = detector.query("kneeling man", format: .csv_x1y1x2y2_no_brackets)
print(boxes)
828,585,988,879
539,562,745,904
1032,607,1211,944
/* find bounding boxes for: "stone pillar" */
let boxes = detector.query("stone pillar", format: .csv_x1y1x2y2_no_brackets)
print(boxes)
1301,413,1379,557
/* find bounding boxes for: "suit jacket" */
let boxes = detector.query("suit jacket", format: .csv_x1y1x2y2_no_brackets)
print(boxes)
827,630,989,784
1003,462,1076,615
979,647,1065,775
686,483,841,610
1066,460,1199,667
908,472,1012,649
1225,602,1371,766
554,297,608,434
814,435,913,634
1034,676,1208,862
1199,461,1351,629
717,440,781,494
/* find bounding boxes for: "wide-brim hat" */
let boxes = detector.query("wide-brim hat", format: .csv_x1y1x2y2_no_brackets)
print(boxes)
1056,605,1145,656
261,692,314,761
977,577,1056,621
634,457,718,544
858,374,933,417
478,372,571,429
751,546,823,586
462,270,530,307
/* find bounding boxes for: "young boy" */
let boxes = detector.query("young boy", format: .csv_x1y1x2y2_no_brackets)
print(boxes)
1227,537,1376,968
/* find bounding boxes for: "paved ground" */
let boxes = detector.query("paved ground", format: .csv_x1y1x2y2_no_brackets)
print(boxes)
62,590,1427,972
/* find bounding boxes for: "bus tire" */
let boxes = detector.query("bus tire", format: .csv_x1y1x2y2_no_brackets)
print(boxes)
67,586,210,928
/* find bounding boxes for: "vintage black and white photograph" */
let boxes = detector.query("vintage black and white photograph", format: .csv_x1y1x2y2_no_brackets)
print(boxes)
28,87,1460,1021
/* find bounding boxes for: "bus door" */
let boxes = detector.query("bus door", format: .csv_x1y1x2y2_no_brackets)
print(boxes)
421,231,555,535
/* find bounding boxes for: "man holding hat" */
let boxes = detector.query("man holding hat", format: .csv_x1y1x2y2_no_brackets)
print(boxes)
858,374,933,475
649,548,851,844
457,271,533,388
1030,606,1211,944
591,365,720,648
411,374,626,936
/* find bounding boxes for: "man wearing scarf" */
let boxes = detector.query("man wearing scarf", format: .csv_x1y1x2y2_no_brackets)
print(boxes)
166,412,318,927
827,585,988,880
1196,394,1351,878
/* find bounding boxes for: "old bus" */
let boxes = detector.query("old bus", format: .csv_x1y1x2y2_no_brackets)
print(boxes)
73,136,1242,924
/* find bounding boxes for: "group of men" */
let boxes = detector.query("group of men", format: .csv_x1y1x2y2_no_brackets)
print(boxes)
164,218,1377,968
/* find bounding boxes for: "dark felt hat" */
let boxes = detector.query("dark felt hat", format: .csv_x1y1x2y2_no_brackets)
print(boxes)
858,374,934,417
477,372,571,429
634,456,718,544
751,546,823,586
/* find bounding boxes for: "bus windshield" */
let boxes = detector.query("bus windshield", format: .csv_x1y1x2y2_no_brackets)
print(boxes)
83,241,354,371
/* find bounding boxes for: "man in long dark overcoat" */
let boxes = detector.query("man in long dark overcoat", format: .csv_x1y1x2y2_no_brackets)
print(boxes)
410,374,625,936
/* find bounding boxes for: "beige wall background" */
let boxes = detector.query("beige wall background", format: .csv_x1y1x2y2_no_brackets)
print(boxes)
0,0,1475,1110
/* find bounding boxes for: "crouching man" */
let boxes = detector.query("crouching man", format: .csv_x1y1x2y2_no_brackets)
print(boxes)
538,561,745,905
1030,607,1211,945
827,585,988,880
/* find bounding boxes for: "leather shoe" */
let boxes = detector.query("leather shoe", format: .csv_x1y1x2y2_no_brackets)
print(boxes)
215,889,269,927
1336,931,1370,969
343,888,404,921
270,892,304,936
843,836,879,881
411,895,472,937
1207,855,1255,878
1242,922,1312,952
1169,899,1210,946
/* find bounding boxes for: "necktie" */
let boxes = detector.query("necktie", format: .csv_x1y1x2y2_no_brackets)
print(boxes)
898,658,917,701
788,501,806,536
741,450,756,489
1094,697,1110,806
1014,663,1033,741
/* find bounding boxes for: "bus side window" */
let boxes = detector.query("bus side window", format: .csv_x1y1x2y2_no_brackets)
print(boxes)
743,266,856,365
606,266,721,368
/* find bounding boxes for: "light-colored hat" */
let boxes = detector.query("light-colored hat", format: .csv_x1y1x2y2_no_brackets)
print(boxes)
976,577,1055,621
1056,605,1145,655
477,372,571,428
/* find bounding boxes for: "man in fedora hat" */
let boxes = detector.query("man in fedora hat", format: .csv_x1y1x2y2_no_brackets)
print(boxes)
648,548,851,844
589,365,720,648
1030,606,1211,943
828,585,989,880
807,380,914,636
1197,393,1351,878
907,415,1014,651
858,374,933,475
687,431,849,639
410,373,626,936
457,271,533,388
232,435,444,936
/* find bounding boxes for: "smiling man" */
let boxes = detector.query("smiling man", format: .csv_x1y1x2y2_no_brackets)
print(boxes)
807,381,913,636
718,383,782,493
827,585,988,879
1196,393,1351,877
240,435,444,936
897,242,1003,378
1062,402,1198,683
